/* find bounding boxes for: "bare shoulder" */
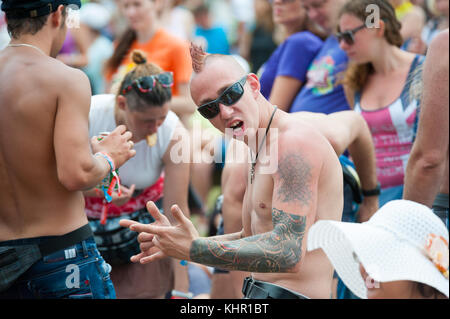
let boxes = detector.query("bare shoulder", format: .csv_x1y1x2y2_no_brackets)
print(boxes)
45,58,90,89
280,117,330,152
411,4,426,18
273,120,326,207
12,56,92,101
429,30,449,53
425,31,449,79
1,52,89,89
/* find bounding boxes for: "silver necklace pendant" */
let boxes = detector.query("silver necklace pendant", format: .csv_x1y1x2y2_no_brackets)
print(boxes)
250,163,256,184
248,106,278,186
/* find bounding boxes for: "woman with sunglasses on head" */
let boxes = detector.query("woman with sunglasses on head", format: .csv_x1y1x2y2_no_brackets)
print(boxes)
104,0,195,122
85,50,192,299
258,0,324,111
339,0,425,208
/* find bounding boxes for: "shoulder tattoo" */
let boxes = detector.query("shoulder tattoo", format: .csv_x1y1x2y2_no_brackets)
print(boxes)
275,153,312,207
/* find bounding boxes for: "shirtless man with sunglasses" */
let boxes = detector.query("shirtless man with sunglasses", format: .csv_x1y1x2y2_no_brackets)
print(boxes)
120,46,378,299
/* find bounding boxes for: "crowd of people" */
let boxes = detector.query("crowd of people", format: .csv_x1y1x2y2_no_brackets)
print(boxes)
0,0,448,300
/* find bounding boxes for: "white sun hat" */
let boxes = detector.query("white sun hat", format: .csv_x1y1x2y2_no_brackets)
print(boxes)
307,200,449,299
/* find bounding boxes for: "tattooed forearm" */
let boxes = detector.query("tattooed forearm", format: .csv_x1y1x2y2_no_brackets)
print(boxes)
189,208,306,272
207,231,244,242
276,153,312,206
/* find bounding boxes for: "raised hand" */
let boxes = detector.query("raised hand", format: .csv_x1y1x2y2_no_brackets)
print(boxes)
91,125,136,169
119,201,199,264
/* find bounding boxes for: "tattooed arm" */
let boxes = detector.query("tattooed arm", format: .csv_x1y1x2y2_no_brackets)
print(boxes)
190,146,319,273
190,208,306,272
120,140,320,272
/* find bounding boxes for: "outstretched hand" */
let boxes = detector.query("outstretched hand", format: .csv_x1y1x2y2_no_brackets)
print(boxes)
119,201,199,264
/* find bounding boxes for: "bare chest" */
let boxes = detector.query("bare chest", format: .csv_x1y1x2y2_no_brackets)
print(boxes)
242,169,274,236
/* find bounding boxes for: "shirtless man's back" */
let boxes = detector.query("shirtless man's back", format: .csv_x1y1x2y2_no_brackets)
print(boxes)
0,1,134,298
0,43,94,240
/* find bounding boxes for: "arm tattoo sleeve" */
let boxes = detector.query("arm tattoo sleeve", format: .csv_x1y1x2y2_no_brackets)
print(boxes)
189,208,306,272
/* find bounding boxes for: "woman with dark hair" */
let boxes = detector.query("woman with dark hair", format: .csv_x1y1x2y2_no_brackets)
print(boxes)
104,0,195,121
86,50,192,299
339,0,425,207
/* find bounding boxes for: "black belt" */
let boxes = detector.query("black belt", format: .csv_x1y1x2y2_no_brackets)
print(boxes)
242,277,309,299
39,224,93,257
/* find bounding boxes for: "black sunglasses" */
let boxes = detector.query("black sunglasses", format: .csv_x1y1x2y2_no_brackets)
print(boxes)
197,75,247,119
336,24,366,45
122,72,174,95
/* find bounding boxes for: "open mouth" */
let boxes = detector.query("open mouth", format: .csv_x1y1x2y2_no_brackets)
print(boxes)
228,120,245,136
229,120,244,130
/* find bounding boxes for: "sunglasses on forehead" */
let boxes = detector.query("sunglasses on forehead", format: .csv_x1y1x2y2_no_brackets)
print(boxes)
121,72,174,95
336,24,366,45
197,75,247,119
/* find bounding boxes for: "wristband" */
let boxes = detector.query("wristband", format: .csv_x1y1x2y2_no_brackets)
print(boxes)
170,290,193,299
95,152,121,197
180,260,188,266
95,151,116,172
362,183,381,197
94,152,122,225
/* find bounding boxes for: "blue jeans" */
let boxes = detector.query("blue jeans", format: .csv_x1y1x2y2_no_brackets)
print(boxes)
0,237,115,299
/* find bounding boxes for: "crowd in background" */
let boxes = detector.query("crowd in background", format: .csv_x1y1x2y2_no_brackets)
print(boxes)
0,0,448,299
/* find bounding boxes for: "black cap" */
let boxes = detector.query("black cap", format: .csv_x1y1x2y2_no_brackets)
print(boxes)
1,1,81,19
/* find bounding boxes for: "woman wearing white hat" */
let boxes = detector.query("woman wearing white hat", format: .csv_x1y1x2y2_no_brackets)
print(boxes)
308,200,449,299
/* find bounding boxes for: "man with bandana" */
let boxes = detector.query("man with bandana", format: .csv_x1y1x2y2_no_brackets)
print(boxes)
0,1,135,298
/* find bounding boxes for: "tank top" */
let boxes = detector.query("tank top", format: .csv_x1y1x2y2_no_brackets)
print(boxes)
88,94,179,190
354,55,425,189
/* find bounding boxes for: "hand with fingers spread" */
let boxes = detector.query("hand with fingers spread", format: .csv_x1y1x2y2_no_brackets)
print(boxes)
119,201,199,264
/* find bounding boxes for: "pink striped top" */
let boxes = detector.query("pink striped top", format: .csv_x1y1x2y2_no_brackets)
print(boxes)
354,55,425,189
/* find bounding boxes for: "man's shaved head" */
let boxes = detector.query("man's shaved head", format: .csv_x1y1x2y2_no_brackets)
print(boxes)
190,53,247,106
203,54,245,74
